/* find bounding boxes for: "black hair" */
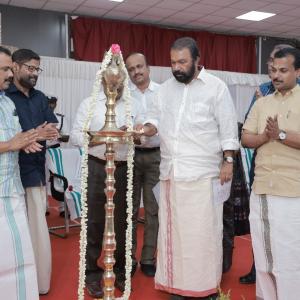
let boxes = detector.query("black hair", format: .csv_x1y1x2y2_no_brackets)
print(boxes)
171,37,200,60
0,46,11,57
12,48,40,64
274,48,300,69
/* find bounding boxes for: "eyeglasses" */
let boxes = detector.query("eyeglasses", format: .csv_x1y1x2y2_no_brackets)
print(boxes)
22,63,43,74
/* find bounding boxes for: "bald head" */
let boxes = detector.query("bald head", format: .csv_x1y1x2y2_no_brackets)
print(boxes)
125,53,150,91
126,53,148,66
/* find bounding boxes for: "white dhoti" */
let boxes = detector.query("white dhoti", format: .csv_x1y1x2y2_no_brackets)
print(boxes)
26,186,52,294
0,192,39,300
250,192,300,300
155,177,223,297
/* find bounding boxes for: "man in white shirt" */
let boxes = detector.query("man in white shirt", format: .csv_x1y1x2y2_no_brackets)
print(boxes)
125,53,160,277
70,82,140,298
135,37,239,300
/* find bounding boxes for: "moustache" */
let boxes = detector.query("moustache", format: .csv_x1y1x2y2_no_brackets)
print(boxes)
134,73,143,78
5,77,13,83
173,70,185,76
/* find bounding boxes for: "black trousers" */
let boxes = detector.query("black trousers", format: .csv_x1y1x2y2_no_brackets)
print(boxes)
223,150,251,250
132,149,160,265
223,195,235,250
85,157,128,283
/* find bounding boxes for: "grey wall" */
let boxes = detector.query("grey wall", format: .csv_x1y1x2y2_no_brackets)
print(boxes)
0,5,67,58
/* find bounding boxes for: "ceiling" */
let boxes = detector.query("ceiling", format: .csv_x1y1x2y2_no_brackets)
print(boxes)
1,0,300,40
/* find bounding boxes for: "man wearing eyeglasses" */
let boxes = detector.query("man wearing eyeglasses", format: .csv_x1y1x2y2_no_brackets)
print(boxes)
5,48,58,295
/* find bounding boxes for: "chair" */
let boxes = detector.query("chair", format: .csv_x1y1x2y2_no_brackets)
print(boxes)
46,147,82,238
240,146,254,194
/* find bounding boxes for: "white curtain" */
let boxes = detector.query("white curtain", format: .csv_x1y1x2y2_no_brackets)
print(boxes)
36,56,269,132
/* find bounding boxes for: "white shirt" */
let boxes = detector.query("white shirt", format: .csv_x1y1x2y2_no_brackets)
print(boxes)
70,92,141,161
146,67,239,181
130,80,160,148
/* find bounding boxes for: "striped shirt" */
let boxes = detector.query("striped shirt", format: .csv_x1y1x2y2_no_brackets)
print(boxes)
0,93,24,196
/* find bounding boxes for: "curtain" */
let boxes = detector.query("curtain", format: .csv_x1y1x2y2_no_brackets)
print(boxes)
71,17,257,73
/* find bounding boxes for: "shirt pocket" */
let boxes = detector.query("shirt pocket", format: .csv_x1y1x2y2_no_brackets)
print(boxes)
188,102,211,124
284,111,300,132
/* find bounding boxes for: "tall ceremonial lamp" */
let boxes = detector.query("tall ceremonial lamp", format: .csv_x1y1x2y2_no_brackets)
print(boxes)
88,46,133,300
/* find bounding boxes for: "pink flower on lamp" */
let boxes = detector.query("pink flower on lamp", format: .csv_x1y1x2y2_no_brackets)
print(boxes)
111,44,121,54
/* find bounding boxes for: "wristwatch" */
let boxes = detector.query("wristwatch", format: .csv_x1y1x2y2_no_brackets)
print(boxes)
223,156,234,163
278,130,287,141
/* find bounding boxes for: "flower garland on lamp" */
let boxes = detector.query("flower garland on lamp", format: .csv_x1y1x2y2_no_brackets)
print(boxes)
77,44,134,300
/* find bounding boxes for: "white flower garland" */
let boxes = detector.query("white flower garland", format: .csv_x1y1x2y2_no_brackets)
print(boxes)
78,45,134,300
122,61,134,299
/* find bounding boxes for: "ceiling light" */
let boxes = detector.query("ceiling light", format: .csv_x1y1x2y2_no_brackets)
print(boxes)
236,11,276,21
109,0,124,2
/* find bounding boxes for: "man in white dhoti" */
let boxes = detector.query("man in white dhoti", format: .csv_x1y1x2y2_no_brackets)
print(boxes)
242,47,300,300
135,37,239,299
0,46,40,300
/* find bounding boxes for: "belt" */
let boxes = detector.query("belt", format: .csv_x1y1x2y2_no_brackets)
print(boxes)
135,147,160,152
88,155,127,167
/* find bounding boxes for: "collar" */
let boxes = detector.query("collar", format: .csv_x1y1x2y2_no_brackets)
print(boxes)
147,80,156,92
196,67,209,84
6,83,38,97
274,84,300,96
129,81,138,92
172,67,207,85
129,80,154,93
